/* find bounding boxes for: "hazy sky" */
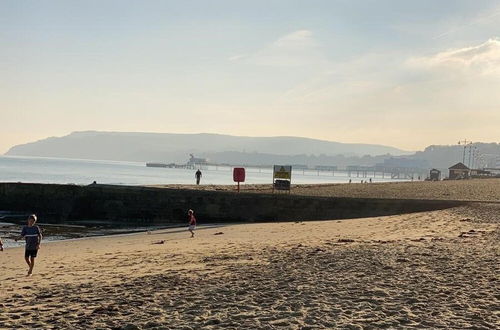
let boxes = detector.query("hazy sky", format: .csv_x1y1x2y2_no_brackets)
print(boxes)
1,0,499,153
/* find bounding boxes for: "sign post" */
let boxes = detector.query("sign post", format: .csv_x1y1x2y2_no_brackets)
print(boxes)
273,165,292,194
233,167,246,192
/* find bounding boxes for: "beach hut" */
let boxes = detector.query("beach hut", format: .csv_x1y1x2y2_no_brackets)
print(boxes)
470,169,492,178
448,163,470,179
429,169,441,181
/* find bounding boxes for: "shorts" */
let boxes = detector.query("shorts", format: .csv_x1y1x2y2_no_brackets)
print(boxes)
25,249,38,258
189,225,196,231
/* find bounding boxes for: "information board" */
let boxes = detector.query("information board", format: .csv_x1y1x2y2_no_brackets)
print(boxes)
273,165,292,179
273,165,292,193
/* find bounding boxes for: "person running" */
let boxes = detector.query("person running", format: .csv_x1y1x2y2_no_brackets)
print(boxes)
16,214,42,276
188,209,197,238
0,237,3,251
195,169,202,185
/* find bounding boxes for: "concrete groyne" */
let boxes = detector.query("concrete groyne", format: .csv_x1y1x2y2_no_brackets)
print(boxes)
0,183,466,225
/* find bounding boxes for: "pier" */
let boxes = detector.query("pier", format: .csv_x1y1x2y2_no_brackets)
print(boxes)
168,164,429,181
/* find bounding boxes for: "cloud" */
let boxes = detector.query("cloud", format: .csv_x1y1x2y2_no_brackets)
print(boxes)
277,52,403,104
434,6,500,40
228,35,500,148
408,39,500,75
273,29,315,48
276,37,500,125
229,30,328,67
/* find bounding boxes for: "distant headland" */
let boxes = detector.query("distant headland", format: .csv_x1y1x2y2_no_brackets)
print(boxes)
4,131,500,170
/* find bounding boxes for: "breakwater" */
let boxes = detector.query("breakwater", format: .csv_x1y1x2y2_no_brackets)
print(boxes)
0,183,465,225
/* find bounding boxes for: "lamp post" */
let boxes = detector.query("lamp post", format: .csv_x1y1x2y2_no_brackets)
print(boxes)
471,147,479,169
458,140,472,165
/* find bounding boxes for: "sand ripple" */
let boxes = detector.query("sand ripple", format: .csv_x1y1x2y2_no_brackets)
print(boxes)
2,238,498,329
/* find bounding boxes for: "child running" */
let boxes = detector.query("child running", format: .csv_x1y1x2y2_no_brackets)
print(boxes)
16,214,42,276
188,209,197,238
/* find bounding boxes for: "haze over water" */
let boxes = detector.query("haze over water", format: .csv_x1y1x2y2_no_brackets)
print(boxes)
0,156,406,186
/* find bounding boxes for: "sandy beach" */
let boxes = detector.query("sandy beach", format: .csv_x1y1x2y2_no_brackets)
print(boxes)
1,200,499,329
152,178,500,202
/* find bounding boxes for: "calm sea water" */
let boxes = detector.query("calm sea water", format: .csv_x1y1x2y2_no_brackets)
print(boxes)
0,155,406,185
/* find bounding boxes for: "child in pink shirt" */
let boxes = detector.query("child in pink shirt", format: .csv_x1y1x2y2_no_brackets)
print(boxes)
188,209,196,238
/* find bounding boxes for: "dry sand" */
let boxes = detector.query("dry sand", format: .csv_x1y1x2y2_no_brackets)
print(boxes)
153,178,500,202
1,203,499,329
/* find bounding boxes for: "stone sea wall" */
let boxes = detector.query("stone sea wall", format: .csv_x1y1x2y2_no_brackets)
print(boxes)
0,183,465,225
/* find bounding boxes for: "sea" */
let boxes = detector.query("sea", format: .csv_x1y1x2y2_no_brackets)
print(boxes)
0,155,408,248
0,155,403,186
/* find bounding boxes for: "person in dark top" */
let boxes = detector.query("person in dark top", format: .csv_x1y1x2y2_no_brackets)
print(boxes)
195,169,202,185
16,214,42,276
188,209,197,238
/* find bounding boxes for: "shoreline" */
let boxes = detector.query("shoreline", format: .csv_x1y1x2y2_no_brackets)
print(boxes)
0,154,415,186
0,223,234,250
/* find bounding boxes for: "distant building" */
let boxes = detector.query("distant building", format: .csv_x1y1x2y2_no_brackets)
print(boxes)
429,169,441,181
187,154,208,166
470,169,492,177
448,162,470,179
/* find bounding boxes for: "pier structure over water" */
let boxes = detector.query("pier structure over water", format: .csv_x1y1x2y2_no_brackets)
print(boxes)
177,164,429,181
345,165,427,180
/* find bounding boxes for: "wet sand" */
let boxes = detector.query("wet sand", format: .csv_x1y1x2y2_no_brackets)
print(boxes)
0,203,498,329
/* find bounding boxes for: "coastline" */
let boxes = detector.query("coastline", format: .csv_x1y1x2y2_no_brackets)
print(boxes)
0,155,413,186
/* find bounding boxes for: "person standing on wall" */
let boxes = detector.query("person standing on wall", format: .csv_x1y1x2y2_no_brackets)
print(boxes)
195,169,202,185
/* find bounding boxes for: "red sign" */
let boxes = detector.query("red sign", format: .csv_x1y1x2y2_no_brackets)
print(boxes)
233,168,246,182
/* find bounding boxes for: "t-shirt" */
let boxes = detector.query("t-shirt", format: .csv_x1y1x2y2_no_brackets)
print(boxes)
21,225,41,250
189,215,197,226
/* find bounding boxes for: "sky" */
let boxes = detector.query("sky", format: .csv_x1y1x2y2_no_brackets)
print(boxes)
1,0,500,153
